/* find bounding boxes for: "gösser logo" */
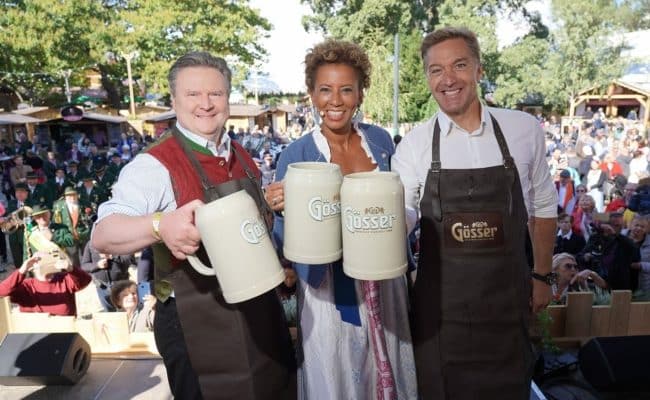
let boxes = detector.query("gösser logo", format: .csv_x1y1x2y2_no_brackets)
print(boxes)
308,196,341,221
240,218,267,244
344,206,396,233
451,221,498,243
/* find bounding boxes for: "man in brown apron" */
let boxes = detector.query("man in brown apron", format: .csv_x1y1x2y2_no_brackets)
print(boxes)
392,27,558,399
93,52,295,400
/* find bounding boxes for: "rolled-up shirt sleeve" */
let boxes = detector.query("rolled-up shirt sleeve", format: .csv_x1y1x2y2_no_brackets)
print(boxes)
96,153,177,223
528,122,558,219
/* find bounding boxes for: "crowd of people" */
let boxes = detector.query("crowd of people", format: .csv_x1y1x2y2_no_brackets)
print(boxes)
1,24,649,399
0,128,157,332
544,112,650,304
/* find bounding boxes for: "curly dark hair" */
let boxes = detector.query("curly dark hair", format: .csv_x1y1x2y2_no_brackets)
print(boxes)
304,40,371,93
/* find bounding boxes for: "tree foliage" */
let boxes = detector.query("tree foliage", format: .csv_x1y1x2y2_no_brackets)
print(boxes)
303,0,641,121
0,0,271,107
495,0,630,111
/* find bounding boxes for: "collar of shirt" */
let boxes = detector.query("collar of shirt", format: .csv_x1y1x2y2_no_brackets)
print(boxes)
437,103,489,137
176,122,231,160
557,230,573,240
312,121,377,164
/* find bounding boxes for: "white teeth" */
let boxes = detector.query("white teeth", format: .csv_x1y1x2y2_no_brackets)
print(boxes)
327,111,344,117
444,89,460,96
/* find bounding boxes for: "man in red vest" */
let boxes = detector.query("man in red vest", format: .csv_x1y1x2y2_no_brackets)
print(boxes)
92,52,295,400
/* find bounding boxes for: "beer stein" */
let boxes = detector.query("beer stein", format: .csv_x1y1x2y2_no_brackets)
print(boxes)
283,162,343,264
187,190,285,303
340,171,407,280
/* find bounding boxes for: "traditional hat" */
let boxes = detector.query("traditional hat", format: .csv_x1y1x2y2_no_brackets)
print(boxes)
14,183,28,192
31,204,50,217
26,172,38,180
63,186,78,196
559,169,571,178
93,164,106,174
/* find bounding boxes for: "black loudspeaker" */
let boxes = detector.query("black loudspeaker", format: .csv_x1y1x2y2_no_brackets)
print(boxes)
579,335,650,392
0,332,91,385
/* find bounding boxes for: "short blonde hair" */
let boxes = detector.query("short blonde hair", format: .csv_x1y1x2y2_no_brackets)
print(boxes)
552,253,576,272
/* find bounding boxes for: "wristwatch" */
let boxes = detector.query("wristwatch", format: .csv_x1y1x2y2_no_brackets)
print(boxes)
152,212,163,242
531,271,558,286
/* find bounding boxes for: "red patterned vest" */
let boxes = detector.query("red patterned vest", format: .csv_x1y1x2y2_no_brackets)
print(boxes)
147,131,259,207
146,131,260,285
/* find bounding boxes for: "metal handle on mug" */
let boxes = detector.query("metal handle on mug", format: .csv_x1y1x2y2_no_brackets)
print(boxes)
186,254,216,276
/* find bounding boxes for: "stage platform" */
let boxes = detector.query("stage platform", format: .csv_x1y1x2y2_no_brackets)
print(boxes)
0,357,172,400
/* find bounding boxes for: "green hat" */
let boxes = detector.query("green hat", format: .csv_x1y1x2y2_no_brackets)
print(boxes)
14,183,28,192
26,172,38,180
63,186,78,196
31,204,50,217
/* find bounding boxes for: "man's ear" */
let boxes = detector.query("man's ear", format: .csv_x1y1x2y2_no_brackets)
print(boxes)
476,64,484,84
170,95,175,109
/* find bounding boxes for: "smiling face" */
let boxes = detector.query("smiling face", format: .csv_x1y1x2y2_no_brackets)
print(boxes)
118,285,138,312
424,38,482,120
310,63,362,136
171,66,230,139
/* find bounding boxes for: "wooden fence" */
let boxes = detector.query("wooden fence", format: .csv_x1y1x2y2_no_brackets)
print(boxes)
539,290,650,347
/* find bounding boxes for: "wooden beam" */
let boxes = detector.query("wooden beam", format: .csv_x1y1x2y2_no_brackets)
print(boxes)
565,292,593,337
609,290,632,335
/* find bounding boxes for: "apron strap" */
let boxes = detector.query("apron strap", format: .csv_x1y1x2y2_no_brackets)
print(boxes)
170,127,218,199
429,119,443,221
430,113,518,217
170,127,273,229
489,114,517,216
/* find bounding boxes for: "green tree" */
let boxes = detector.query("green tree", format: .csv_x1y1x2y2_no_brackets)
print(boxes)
539,0,628,111
302,0,532,124
0,0,271,107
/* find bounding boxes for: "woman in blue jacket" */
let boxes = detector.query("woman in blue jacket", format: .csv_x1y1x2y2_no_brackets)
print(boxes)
265,40,416,400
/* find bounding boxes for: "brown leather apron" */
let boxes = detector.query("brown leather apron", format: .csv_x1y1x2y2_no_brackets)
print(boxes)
165,129,296,399
411,115,534,399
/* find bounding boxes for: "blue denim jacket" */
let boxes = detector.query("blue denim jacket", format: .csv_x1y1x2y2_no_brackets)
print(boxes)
272,123,395,325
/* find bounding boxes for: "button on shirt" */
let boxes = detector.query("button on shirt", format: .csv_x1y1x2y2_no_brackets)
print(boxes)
392,104,558,234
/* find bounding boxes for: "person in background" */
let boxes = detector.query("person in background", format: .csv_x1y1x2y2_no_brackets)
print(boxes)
578,212,640,291
9,154,33,187
551,253,608,305
0,253,91,316
277,264,297,328
81,241,134,311
630,214,650,293
110,280,156,332
52,187,90,267
554,212,586,256
556,169,577,215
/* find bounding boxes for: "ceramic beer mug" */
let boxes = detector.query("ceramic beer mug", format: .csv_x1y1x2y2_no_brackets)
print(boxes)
187,190,285,304
340,171,407,280
283,162,343,264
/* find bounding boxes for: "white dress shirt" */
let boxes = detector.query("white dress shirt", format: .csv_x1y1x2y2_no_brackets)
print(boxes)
392,105,558,234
